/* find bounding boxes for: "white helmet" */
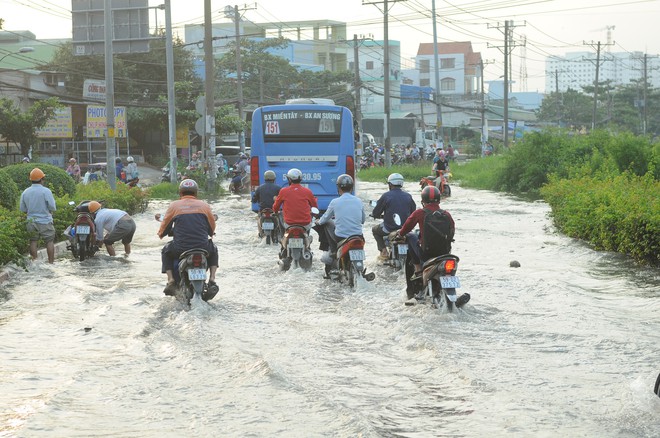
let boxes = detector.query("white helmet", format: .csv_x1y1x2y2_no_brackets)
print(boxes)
127,156,134,163
286,168,303,183
387,173,404,187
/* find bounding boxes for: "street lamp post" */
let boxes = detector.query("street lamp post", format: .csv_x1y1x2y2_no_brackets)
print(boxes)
0,47,34,64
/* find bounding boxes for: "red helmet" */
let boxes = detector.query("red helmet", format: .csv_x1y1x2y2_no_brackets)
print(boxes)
421,186,441,204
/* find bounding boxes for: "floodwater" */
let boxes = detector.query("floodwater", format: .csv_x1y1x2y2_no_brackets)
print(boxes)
1,181,659,437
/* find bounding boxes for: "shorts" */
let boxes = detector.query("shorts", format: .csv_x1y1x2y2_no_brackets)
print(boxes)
103,216,136,245
27,222,56,243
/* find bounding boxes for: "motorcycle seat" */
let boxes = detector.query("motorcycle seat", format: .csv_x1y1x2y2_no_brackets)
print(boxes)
422,253,459,269
179,248,209,259
337,234,365,247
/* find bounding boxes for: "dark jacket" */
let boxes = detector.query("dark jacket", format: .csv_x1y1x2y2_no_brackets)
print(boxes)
252,182,282,210
372,188,416,232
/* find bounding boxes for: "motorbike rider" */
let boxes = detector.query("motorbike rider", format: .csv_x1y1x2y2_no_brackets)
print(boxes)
371,173,416,261
88,201,136,256
125,156,139,185
272,168,318,232
315,174,365,265
432,149,450,177
66,158,81,182
394,186,455,299
252,170,282,236
157,179,219,297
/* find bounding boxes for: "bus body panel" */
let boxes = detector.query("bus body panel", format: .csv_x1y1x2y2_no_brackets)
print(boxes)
250,104,355,213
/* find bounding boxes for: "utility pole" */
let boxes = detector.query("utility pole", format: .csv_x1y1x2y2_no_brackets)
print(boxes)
363,0,406,167
103,0,116,190
164,0,177,183
488,20,523,148
479,59,494,148
419,90,426,150
554,69,561,126
204,0,216,189
227,4,256,153
642,54,648,135
431,0,443,145
584,40,612,131
353,34,363,153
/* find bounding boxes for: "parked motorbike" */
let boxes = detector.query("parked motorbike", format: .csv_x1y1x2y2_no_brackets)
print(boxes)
161,166,182,183
155,213,219,305
406,254,470,311
65,200,100,261
323,235,375,288
419,171,451,197
258,208,282,245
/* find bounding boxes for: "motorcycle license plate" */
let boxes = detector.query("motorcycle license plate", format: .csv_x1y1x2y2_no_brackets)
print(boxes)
440,276,461,288
262,221,274,230
349,249,365,261
288,238,304,249
76,225,91,234
397,244,408,255
187,269,206,281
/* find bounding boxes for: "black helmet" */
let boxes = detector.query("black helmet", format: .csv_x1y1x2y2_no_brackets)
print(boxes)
336,174,354,192
421,186,441,204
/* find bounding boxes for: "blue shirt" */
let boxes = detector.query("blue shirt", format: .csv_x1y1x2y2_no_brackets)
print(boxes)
372,187,416,232
252,182,282,210
19,183,56,224
318,192,365,238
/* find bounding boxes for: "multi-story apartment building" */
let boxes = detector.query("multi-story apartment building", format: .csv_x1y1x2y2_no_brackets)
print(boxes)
545,51,660,93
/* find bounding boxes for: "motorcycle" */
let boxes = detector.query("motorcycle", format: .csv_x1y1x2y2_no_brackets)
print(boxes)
323,235,376,288
258,208,282,245
419,171,451,197
155,213,219,305
384,230,408,271
65,200,100,261
406,254,470,311
278,207,318,271
161,166,182,183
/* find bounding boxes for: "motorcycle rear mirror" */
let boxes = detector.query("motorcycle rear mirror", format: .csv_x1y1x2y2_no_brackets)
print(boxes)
213,214,218,220
393,213,401,226
311,207,320,215
154,213,162,222
369,200,377,207
68,201,76,206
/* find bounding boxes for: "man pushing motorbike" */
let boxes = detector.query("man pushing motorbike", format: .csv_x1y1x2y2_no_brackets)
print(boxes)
157,179,219,297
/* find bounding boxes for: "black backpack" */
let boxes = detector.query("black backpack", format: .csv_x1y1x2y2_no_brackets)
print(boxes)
421,207,454,259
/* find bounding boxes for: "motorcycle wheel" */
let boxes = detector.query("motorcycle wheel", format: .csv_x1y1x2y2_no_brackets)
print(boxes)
265,231,272,245
431,279,450,310
442,184,451,197
347,263,357,288
76,236,87,261
279,257,292,271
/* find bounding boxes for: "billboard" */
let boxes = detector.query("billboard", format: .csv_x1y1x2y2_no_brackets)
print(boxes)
36,107,73,138
86,105,127,138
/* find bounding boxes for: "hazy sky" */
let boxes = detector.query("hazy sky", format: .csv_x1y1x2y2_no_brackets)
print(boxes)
1,0,659,93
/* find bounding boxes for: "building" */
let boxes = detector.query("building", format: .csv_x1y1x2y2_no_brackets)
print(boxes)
545,51,660,93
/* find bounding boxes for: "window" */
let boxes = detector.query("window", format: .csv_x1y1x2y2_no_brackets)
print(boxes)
420,59,430,73
366,61,374,70
441,58,455,69
441,78,455,91
420,78,430,87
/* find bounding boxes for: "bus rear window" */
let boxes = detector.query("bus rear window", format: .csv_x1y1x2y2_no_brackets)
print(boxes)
262,110,342,142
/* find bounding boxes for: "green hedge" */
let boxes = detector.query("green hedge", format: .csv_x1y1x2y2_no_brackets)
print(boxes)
74,180,149,215
541,173,660,266
0,206,30,268
0,170,20,210
2,163,76,199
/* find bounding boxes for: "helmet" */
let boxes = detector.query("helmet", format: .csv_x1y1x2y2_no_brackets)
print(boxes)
336,174,354,192
286,168,302,183
264,170,276,182
115,157,122,163
69,158,76,163
29,168,46,181
88,201,102,213
240,153,247,159
22,157,30,163
126,156,134,163
421,186,441,204
216,153,223,158
387,173,404,187
179,178,199,196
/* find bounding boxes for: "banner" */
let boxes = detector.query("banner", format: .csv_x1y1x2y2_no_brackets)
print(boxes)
86,105,127,138
36,107,73,138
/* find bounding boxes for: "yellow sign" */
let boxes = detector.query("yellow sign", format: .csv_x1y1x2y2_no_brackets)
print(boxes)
86,105,127,138
36,108,73,138
107,127,115,138
176,127,190,147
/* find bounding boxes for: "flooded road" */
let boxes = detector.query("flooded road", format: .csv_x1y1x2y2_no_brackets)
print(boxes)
1,181,659,437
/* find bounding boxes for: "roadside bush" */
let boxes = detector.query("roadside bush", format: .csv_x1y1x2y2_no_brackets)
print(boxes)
3,163,76,198
148,182,180,200
0,169,20,210
358,162,431,184
0,206,29,267
75,181,149,215
541,173,660,266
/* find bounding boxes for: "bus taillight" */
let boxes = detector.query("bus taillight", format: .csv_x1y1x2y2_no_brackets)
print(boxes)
250,156,260,188
345,155,355,181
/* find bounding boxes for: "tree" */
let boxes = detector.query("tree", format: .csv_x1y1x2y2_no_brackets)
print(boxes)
536,88,594,129
0,97,60,157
